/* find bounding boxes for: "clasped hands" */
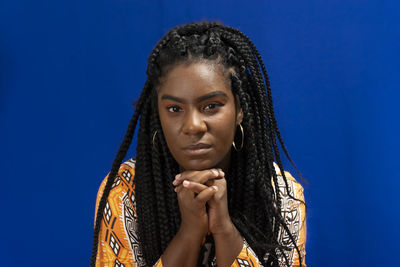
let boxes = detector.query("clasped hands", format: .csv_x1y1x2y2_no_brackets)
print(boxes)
172,168,233,237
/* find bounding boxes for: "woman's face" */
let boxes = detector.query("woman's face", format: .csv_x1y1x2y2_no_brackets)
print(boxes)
157,62,243,171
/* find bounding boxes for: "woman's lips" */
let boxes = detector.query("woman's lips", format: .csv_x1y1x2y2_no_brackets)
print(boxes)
183,143,212,155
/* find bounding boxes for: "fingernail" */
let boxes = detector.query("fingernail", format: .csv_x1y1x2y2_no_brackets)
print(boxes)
173,174,181,185
183,180,190,187
212,186,218,191
212,169,218,176
219,169,225,176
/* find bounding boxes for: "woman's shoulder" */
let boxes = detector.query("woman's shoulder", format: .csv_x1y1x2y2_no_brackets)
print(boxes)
272,162,304,198
271,162,307,265
98,157,136,184
94,158,143,266
96,158,137,204
121,157,137,170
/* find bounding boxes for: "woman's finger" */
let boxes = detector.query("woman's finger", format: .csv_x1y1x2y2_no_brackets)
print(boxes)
195,185,218,205
173,169,220,185
174,184,183,193
173,169,225,186
180,180,208,194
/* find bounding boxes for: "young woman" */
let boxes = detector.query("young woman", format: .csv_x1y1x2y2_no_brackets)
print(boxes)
91,21,307,267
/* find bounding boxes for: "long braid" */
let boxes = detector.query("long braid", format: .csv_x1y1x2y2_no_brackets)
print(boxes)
224,33,285,257
158,131,181,236
136,94,162,263
230,74,279,261
220,27,305,264
149,92,180,254
225,30,308,251
155,117,181,235
150,105,170,251
220,30,288,264
226,26,308,189
90,81,151,267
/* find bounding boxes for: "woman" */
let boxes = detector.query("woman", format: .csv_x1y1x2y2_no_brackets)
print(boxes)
91,21,307,267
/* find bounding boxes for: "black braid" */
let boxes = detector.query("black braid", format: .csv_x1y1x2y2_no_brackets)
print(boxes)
220,28,307,265
224,28,308,231
220,31,288,263
90,80,151,267
91,21,306,267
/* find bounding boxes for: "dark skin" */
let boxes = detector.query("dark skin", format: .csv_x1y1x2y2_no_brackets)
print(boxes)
157,62,244,267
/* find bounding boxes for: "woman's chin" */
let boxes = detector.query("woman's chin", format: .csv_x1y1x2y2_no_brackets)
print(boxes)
178,158,216,171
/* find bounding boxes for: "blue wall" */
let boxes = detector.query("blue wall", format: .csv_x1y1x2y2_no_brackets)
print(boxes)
1,1,399,266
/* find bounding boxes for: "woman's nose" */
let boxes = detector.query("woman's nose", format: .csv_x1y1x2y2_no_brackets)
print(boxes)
182,110,207,135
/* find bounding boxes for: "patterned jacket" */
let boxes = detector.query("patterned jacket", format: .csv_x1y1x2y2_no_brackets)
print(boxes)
94,158,306,267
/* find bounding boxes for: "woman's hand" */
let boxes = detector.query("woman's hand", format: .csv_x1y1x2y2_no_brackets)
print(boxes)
161,173,218,267
174,170,218,238
173,169,244,267
173,169,233,235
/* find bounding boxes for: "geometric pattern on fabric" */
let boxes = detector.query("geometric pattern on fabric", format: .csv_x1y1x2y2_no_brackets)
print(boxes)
122,179,146,266
114,259,125,267
270,162,307,267
237,258,251,266
95,161,136,267
109,233,121,256
95,158,307,267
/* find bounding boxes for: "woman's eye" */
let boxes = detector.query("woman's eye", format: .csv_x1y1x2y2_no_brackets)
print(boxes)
167,106,181,113
204,103,222,111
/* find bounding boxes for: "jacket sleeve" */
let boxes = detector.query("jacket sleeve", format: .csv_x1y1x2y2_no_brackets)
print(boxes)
287,170,307,267
94,162,164,267
230,239,263,267
230,167,307,267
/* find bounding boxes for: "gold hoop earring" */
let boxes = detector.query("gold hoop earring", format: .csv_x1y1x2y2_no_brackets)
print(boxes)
232,123,244,152
152,130,158,150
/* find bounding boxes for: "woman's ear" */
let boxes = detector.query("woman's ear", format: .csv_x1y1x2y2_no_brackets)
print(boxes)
235,95,243,124
237,108,243,124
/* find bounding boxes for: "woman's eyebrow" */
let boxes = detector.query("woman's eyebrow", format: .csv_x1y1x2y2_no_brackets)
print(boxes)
196,91,228,103
161,94,186,103
160,91,228,104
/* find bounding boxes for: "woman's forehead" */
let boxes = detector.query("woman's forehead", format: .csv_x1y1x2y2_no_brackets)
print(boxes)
157,62,231,96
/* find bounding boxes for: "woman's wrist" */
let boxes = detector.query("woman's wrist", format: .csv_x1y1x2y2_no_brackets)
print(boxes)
177,223,206,243
209,215,234,235
212,220,239,239
161,225,205,267
213,221,244,267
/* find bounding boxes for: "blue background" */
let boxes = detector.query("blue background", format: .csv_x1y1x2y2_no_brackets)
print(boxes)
1,0,399,266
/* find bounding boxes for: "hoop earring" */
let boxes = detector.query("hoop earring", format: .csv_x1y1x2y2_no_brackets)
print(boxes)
232,123,244,152
152,130,158,150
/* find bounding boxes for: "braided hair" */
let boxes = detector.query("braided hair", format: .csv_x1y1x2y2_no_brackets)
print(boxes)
91,21,306,267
